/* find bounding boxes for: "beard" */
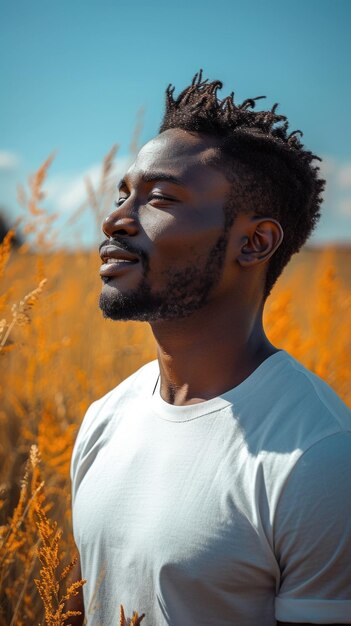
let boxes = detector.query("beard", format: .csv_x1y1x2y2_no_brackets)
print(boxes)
99,230,230,322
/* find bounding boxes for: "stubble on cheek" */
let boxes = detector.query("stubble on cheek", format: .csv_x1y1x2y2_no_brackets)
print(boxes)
98,217,231,322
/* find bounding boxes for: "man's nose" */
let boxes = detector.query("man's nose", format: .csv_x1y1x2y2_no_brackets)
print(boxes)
102,203,139,238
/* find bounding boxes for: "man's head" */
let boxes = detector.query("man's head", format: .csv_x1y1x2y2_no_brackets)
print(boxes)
99,130,240,321
99,72,324,322
160,70,325,298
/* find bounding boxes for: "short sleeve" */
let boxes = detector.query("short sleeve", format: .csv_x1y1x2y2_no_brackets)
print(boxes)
274,431,351,624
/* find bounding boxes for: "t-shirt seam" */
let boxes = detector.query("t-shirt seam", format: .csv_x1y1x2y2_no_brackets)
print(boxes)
150,352,290,418
285,357,346,430
276,596,351,603
151,402,232,422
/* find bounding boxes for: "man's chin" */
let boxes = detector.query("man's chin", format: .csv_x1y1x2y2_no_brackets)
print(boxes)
99,292,138,321
98,287,159,322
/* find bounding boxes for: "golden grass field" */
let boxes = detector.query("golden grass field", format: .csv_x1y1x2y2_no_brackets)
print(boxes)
0,154,350,624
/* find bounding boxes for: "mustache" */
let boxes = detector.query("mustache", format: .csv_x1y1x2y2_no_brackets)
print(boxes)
99,238,145,258
99,238,150,271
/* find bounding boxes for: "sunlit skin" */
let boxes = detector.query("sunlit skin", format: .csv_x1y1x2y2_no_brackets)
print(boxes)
101,128,283,406
65,130,343,626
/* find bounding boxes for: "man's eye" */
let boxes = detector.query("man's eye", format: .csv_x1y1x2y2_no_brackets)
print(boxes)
115,197,127,207
148,193,170,202
114,193,172,208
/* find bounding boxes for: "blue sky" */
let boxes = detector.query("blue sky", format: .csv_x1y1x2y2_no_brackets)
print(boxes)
1,0,351,246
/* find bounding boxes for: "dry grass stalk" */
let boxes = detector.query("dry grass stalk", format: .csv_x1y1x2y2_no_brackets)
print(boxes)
99,143,119,195
119,604,145,626
17,152,58,250
0,441,85,626
68,143,119,234
129,107,144,157
0,445,44,625
0,278,47,351
27,153,56,216
0,229,15,279
34,506,85,626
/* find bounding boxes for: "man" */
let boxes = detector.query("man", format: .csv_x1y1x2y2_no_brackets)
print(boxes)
69,72,351,625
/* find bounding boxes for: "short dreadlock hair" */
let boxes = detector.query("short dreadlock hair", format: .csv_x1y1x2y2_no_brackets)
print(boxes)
159,70,325,298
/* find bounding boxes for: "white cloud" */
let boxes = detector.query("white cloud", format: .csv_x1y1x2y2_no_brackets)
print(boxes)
0,150,20,170
319,156,336,177
46,156,130,213
316,156,351,219
338,164,351,189
338,198,351,216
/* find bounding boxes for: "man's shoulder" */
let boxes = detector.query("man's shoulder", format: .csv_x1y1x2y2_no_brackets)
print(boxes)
100,359,159,403
279,350,351,430
70,360,159,489
75,360,159,443
241,350,351,462
89,359,159,417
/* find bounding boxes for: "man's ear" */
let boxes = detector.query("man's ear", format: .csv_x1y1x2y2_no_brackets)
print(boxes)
237,218,284,267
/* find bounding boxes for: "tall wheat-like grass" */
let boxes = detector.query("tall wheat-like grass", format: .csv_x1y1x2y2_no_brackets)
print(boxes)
119,604,145,626
0,151,350,624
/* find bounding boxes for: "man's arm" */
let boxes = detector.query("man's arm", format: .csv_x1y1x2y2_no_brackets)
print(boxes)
274,433,351,625
63,553,85,626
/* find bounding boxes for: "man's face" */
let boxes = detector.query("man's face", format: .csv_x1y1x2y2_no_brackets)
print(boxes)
99,129,235,322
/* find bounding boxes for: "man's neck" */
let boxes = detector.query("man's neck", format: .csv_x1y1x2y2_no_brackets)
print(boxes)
150,300,278,406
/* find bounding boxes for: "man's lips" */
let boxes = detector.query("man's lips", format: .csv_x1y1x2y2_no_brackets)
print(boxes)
99,245,139,277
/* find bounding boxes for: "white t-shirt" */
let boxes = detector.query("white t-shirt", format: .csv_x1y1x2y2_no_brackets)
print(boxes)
71,350,351,625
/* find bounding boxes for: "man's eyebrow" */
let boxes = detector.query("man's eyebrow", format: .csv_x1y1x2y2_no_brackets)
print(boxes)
118,172,186,190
